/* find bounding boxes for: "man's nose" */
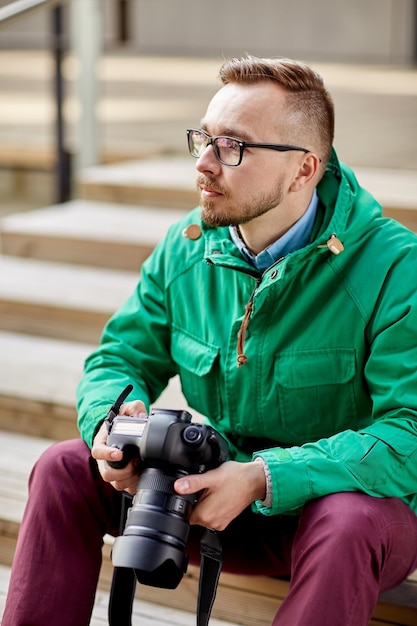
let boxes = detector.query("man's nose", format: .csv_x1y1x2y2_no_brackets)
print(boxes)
195,142,221,175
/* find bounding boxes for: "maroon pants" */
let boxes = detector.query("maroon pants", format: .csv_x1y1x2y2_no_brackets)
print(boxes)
3,439,417,626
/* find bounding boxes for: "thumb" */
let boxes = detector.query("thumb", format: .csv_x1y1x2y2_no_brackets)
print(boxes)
174,474,204,495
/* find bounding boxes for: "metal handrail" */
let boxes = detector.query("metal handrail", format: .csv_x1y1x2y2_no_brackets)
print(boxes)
0,0,72,202
0,0,63,24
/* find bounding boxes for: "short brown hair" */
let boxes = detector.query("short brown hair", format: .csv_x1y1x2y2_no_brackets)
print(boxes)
219,55,334,166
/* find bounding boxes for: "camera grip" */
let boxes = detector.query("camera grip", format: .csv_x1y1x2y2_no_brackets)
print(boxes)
107,444,138,470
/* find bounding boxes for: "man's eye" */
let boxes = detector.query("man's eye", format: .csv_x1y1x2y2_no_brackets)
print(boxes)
218,138,240,152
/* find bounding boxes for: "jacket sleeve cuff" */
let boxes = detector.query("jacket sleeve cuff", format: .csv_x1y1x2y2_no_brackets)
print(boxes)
252,447,312,516
253,457,273,508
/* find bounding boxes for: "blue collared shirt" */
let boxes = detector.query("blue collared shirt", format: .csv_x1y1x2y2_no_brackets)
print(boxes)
230,189,319,273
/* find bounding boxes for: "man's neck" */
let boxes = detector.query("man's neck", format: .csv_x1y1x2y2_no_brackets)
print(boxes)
238,190,316,255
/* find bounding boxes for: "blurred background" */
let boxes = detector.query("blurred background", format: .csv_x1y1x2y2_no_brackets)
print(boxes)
0,0,416,214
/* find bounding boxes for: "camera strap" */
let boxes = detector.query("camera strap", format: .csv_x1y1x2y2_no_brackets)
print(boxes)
197,528,223,626
108,493,136,626
108,508,223,626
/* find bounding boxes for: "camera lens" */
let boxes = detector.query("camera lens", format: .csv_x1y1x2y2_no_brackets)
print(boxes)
182,425,202,445
111,467,197,589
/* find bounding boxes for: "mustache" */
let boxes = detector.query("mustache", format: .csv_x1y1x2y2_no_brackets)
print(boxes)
196,175,228,196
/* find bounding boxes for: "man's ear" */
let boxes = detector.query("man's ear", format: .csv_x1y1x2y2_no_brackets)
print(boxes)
290,153,321,192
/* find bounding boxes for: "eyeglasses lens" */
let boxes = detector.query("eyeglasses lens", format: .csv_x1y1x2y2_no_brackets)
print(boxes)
189,132,204,157
215,137,240,165
189,131,241,166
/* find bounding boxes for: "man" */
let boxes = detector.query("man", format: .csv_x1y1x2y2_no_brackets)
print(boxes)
3,55,417,626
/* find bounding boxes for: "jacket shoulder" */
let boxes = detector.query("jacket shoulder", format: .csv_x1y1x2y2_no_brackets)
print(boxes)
144,206,206,282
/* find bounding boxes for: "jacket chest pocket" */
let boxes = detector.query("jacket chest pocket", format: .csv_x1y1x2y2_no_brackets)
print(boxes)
171,329,221,420
275,348,358,441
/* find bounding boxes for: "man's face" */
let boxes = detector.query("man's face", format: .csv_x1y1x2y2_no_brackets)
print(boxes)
195,81,305,228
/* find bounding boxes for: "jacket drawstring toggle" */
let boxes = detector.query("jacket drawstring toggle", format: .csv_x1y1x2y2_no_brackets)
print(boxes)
319,233,344,255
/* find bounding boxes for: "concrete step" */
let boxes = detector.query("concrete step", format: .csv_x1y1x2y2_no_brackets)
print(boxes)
1,429,415,626
77,157,198,210
0,432,53,542
0,256,138,343
0,200,187,271
0,142,166,172
0,562,236,626
0,142,166,216
77,157,417,230
0,332,91,440
0,330,200,441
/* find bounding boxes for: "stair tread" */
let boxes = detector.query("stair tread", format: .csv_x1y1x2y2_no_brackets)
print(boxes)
0,199,187,243
0,255,138,312
77,158,199,208
0,431,54,524
0,562,236,626
78,157,196,191
77,157,417,210
0,331,93,405
0,329,201,419
0,200,188,270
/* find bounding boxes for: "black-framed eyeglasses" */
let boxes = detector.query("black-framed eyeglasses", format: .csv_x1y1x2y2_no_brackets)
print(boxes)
187,128,312,167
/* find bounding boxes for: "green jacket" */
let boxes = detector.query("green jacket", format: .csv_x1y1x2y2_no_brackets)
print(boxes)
77,149,417,516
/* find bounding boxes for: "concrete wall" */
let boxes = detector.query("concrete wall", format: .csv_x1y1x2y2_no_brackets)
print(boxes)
0,0,416,65
123,0,416,64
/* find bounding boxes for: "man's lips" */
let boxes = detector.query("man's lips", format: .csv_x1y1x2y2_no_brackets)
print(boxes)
197,178,224,198
201,186,223,198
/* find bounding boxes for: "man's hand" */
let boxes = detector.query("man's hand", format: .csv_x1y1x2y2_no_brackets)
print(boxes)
174,460,266,531
91,399,147,494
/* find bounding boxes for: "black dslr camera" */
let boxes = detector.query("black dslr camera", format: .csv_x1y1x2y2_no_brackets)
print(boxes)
105,386,229,589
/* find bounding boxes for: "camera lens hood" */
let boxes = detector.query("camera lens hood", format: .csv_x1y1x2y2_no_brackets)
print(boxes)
111,534,187,589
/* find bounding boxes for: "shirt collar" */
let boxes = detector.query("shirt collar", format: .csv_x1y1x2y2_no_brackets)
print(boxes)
229,189,319,273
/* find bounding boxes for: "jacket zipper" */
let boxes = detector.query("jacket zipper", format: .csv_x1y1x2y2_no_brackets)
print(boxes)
207,255,291,367
208,230,344,367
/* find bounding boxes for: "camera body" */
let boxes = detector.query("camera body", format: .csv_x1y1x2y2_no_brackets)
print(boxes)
106,406,229,589
106,407,227,474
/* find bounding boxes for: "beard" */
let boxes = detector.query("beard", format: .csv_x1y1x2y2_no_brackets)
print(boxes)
197,175,285,227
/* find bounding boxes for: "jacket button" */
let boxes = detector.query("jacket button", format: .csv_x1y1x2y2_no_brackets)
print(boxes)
182,224,202,240
270,269,278,279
